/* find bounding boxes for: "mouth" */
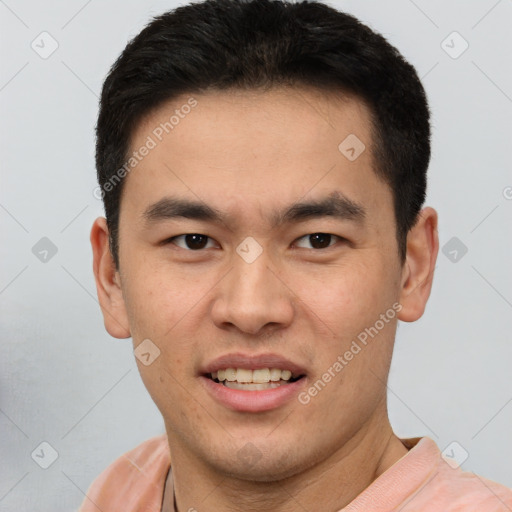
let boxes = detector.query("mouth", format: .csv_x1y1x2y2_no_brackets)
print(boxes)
205,367,305,391
199,354,308,412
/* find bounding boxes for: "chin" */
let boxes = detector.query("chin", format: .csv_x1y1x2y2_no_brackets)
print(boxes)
207,444,309,483
220,461,301,483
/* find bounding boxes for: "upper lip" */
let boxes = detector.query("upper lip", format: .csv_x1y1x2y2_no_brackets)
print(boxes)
200,352,307,377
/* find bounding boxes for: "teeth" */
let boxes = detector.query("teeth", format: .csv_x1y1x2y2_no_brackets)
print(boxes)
225,368,237,382
210,368,297,384
224,381,284,390
253,369,270,383
236,369,252,383
281,370,292,381
269,368,281,381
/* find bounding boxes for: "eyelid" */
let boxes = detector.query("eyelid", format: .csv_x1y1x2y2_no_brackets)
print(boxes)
166,234,218,250
293,233,345,250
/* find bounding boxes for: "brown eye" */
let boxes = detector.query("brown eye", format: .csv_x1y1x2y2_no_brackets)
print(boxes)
294,233,341,250
309,233,332,249
169,234,215,250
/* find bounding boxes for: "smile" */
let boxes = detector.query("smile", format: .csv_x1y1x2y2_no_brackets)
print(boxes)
208,368,303,391
199,353,308,411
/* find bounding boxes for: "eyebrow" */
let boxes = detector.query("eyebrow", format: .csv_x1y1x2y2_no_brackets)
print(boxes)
142,191,366,228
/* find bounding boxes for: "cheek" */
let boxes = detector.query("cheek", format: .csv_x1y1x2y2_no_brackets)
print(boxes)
291,259,400,373
121,262,205,339
136,360,183,424
291,259,385,326
122,264,207,372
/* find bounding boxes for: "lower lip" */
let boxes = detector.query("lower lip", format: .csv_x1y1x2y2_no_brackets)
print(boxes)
199,376,306,412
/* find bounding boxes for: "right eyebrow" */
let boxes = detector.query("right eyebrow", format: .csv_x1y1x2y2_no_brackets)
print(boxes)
142,197,225,225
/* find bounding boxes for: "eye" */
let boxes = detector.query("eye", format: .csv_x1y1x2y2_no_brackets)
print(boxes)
294,233,344,250
167,234,217,250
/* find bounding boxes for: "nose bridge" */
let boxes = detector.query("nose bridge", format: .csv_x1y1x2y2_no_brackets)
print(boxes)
233,252,273,299
212,247,293,334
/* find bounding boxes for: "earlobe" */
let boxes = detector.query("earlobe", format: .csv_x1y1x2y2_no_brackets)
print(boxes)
90,217,131,338
397,207,439,323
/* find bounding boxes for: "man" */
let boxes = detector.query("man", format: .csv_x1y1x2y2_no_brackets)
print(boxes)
84,0,512,510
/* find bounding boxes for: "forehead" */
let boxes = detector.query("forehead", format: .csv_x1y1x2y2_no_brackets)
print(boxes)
121,86,389,225
132,86,373,162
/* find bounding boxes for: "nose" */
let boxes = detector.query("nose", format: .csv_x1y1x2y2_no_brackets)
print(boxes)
210,252,294,336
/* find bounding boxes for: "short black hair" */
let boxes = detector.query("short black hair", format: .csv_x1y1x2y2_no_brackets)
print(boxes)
96,0,431,269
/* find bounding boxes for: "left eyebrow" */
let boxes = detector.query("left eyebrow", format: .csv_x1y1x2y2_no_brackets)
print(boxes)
141,191,366,228
271,191,366,227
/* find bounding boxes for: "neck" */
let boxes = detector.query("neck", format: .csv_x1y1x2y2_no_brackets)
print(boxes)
162,415,408,512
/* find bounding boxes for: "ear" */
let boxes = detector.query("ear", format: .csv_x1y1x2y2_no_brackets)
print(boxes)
397,207,439,322
90,217,131,338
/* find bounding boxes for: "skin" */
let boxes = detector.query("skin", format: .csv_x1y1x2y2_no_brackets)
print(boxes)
91,86,438,512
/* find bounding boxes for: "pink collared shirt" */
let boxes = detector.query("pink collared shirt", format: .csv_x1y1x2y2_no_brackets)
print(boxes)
78,435,512,511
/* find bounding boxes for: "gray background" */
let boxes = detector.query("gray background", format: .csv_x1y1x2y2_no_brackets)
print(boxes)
1,0,511,510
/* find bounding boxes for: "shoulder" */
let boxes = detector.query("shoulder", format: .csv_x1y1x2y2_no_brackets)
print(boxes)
408,438,512,511
429,466,512,511
78,434,171,512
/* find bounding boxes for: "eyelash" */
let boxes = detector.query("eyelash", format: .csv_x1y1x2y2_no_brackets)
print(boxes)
164,233,346,251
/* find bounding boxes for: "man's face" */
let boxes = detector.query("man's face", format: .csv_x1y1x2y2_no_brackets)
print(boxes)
115,87,406,480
